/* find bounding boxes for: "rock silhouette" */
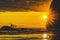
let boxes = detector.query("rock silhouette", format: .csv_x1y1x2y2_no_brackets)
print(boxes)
0,26,15,30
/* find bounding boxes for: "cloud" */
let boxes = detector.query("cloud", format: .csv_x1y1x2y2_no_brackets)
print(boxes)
0,0,50,11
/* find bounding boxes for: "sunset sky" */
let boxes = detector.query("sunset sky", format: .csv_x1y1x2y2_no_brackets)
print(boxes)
0,0,52,29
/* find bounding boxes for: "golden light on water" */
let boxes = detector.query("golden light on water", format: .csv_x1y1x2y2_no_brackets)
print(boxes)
42,33,48,38
42,32,54,39
0,32,54,40
43,39,47,40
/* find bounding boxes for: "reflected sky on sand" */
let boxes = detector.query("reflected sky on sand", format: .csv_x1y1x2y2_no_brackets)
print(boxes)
0,38,52,40
0,32,54,40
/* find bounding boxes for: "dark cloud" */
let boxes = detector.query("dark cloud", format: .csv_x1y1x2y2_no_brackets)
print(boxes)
0,0,49,11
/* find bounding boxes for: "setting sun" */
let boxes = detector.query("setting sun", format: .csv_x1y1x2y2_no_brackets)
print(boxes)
43,15,47,19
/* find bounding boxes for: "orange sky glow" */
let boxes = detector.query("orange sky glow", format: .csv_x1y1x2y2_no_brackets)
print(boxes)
0,12,49,29
0,0,52,29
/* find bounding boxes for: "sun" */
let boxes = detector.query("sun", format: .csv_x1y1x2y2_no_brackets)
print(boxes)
43,15,47,19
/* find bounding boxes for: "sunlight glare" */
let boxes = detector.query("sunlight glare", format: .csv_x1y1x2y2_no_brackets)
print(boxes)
43,33,48,38
43,15,47,19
